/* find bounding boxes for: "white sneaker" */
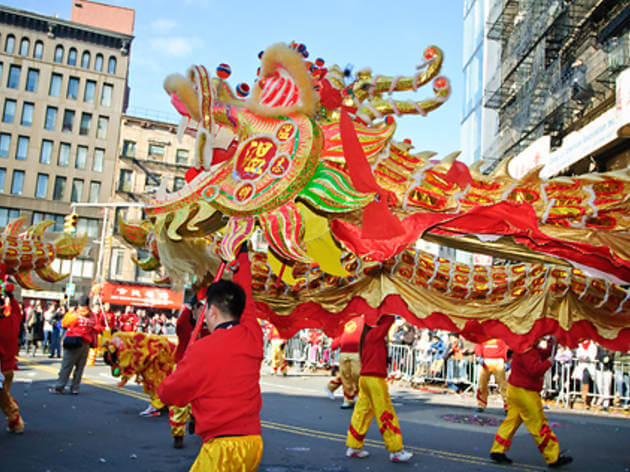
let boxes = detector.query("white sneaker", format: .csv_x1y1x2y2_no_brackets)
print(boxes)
340,402,354,409
390,449,413,462
346,447,369,458
139,405,160,417
325,386,335,400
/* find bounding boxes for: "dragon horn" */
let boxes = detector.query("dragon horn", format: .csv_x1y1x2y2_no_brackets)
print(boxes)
117,214,150,248
131,253,161,271
352,46,444,102
4,217,26,236
53,233,87,260
36,264,68,283
14,271,43,290
26,220,55,239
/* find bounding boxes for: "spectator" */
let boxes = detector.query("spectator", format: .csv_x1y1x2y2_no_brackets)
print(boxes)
429,333,446,376
49,295,102,395
445,333,463,392
614,350,630,410
412,330,431,383
43,302,56,354
595,346,614,411
25,300,44,356
48,305,64,358
573,340,597,409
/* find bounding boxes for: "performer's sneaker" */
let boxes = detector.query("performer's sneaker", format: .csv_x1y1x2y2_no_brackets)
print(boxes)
139,405,160,417
325,387,335,400
490,452,513,464
48,387,64,394
346,447,369,458
188,420,196,435
549,455,573,468
390,449,413,462
340,402,354,409
173,436,184,449
6,425,24,434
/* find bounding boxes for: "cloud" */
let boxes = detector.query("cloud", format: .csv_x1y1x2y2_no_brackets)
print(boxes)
150,19,177,33
148,36,202,57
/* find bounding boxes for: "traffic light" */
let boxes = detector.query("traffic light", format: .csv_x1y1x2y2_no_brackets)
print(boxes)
63,212,78,234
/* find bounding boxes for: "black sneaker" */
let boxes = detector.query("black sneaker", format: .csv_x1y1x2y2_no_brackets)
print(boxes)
173,436,184,449
188,420,195,435
48,387,64,394
549,455,573,468
490,452,513,464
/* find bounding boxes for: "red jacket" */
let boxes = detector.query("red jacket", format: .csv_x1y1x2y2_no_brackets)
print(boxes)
360,315,395,378
474,339,508,360
508,345,552,392
63,306,102,345
0,297,22,371
158,251,263,441
174,305,209,363
331,316,364,353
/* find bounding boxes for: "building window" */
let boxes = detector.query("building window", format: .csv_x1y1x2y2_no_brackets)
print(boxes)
54,45,63,63
84,80,96,103
75,146,88,169
0,134,10,158
2,99,16,123
20,102,34,127
67,77,79,100
118,169,132,192
173,177,186,192
62,110,75,133
35,173,48,198
49,73,62,97
111,248,125,278
89,181,100,203
93,148,104,172
94,53,103,72
58,143,71,167
108,56,117,74
39,140,53,164
11,170,24,195
79,112,92,136
33,41,43,59
145,173,161,191
68,48,77,66
96,116,108,139
19,38,29,56
16,136,29,161
53,176,66,200
101,83,113,107
7,65,21,89
122,140,135,157
81,51,90,69
176,149,189,164
148,143,165,158
77,218,99,239
44,106,57,130
5,35,15,54
0,168,5,192
71,178,84,202
25,68,39,92
0,208,20,228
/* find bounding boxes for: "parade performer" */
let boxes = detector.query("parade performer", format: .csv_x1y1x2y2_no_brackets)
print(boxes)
326,315,364,409
0,282,24,433
158,247,264,472
475,338,508,412
103,331,176,417
346,315,412,463
269,325,287,376
490,337,573,468
169,296,208,449
50,294,102,395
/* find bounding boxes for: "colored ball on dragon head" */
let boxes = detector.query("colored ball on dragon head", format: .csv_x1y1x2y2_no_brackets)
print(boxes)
236,83,250,97
216,63,232,79
315,58,325,67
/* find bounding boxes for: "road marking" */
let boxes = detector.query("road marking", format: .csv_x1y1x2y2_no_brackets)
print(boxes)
21,358,545,471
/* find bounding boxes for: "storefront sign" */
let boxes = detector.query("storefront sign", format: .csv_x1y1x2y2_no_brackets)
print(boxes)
616,67,630,137
101,283,184,309
20,289,64,301
508,135,550,178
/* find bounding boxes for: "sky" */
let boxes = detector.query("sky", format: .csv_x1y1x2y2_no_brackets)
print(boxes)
6,0,464,157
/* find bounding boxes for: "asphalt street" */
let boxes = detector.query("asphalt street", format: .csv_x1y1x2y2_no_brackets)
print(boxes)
2,353,630,472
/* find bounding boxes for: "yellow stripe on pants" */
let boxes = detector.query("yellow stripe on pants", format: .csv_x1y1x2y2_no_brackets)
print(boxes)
346,376,404,453
490,384,560,464
190,434,263,472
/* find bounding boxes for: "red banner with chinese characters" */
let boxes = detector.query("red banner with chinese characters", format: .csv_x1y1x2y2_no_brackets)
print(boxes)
100,283,184,309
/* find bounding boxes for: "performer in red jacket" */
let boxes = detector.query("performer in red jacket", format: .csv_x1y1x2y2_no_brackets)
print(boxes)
490,337,572,468
0,282,24,433
474,338,508,412
326,315,364,408
345,315,413,463
158,248,264,471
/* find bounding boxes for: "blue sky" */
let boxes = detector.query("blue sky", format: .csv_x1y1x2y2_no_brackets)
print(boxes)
7,0,464,157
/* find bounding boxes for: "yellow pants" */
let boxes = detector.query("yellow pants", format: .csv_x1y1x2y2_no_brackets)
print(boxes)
346,376,404,453
169,404,191,437
477,358,507,409
0,370,24,432
328,353,360,403
271,340,287,375
490,384,560,464
190,435,263,472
